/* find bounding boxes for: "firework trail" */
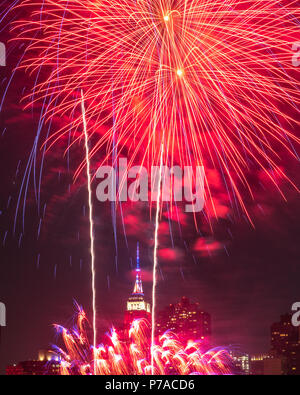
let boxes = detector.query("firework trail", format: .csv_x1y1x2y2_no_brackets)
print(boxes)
151,138,165,373
53,306,232,375
81,90,97,369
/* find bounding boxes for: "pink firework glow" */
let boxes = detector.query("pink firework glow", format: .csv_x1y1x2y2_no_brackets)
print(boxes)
53,306,232,375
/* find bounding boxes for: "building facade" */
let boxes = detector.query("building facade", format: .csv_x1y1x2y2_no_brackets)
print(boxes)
250,354,285,375
271,313,300,375
156,296,211,347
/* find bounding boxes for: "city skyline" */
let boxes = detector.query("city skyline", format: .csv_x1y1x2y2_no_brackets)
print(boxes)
2,242,300,375
3,248,299,375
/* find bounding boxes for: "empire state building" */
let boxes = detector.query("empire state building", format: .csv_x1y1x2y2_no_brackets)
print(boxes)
124,243,151,328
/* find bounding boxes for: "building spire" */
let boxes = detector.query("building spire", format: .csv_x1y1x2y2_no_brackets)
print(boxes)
133,242,143,294
136,241,140,270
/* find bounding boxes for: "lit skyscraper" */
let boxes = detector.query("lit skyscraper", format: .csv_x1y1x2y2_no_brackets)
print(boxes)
124,243,151,328
156,296,211,346
271,313,300,375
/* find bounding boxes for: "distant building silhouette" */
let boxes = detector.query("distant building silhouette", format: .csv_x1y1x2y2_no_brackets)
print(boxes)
250,354,285,375
6,349,61,375
6,350,61,376
6,360,60,375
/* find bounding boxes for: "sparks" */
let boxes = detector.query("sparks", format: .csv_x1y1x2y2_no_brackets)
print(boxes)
176,69,183,77
54,307,233,375
81,91,97,372
151,140,165,373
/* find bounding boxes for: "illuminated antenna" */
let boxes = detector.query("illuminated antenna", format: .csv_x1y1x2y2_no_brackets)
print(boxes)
133,242,143,294
136,242,140,271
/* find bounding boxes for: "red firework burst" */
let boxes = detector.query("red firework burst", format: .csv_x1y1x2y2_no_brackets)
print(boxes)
11,0,300,217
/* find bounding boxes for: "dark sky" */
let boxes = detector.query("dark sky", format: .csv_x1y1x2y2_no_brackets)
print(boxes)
0,1,300,375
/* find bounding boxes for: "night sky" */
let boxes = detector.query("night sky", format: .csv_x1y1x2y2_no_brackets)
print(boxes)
0,2,300,375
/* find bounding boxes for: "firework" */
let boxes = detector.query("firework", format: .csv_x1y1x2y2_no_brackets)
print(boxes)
53,306,232,375
11,0,300,215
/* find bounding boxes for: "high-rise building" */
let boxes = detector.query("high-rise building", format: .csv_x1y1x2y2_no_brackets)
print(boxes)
156,296,211,346
270,313,300,375
124,243,151,328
